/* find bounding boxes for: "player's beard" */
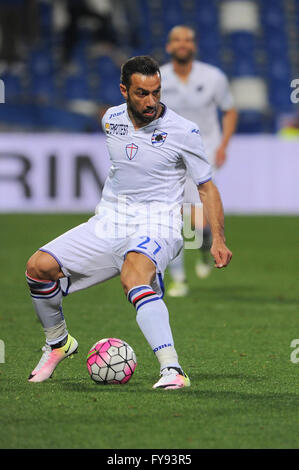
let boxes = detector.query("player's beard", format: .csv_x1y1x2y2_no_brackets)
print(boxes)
171,49,195,64
126,94,158,125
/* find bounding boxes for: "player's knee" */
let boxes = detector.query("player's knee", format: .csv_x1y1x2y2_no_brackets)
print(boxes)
26,251,60,281
120,258,155,296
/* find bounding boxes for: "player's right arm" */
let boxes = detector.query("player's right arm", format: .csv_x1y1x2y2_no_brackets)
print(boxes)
197,180,232,268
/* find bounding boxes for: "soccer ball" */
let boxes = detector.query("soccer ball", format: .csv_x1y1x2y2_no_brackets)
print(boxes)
86,338,137,384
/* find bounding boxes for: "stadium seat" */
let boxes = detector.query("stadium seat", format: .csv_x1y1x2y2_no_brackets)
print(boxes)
260,6,286,29
0,103,39,128
220,0,259,33
162,3,184,29
38,105,98,132
96,78,122,106
230,77,269,111
228,32,256,56
232,59,259,77
93,56,120,80
236,110,275,133
71,44,90,72
194,0,218,23
268,59,291,81
198,30,222,66
63,75,91,101
29,74,57,103
265,35,289,56
28,49,55,77
0,73,23,102
268,84,294,111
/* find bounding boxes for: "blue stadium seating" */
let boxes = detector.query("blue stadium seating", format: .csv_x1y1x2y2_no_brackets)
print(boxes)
62,75,91,101
0,0,296,132
29,74,57,103
232,59,259,77
237,110,275,133
28,48,55,77
161,2,184,29
228,32,256,56
95,78,122,106
93,56,120,80
1,73,23,102
0,102,98,131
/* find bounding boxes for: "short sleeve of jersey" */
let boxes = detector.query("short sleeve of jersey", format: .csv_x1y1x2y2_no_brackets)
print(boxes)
180,127,212,186
214,70,234,111
101,110,109,133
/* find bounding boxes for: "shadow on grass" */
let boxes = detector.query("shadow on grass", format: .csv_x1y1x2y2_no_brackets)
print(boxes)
57,378,146,393
191,372,264,382
45,378,299,417
56,371,290,397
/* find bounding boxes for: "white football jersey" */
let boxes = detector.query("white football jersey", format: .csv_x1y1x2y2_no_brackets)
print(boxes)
97,102,211,235
160,60,234,162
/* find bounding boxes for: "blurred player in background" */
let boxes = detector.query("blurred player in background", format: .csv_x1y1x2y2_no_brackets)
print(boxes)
160,26,238,297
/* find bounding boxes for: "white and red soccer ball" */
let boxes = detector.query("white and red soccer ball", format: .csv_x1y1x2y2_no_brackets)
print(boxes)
86,338,137,384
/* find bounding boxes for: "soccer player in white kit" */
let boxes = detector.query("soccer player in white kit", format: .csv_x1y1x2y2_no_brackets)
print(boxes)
25,56,232,389
160,26,238,297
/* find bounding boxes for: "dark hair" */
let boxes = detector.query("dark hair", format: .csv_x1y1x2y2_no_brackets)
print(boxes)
120,56,160,90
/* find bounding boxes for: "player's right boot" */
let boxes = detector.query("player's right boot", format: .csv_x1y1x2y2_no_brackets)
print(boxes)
166,281,189,297
28,334,78,383
153,367,191,390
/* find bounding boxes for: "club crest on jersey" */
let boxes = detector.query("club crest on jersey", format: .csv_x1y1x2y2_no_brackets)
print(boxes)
126,143,138,160
151,129,168,147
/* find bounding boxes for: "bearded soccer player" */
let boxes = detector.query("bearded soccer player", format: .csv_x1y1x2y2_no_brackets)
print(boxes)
25,56,232,389
160,26,238,297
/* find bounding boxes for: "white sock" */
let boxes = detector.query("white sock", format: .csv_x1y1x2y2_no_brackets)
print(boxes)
128,285,181,370
26,272,68,344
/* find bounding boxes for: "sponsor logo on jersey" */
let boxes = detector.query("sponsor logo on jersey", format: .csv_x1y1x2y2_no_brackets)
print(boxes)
109,109,125,119
151,129,168,147
191,128,200,135
126,143,138,160
105,123,128,136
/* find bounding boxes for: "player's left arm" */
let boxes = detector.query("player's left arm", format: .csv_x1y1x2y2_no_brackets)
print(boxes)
197,179,232,268
215,107,238,168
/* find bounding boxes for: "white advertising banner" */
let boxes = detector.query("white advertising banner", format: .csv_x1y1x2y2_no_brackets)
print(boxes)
0,133,111,212
0,133,298,213
214,135,299,214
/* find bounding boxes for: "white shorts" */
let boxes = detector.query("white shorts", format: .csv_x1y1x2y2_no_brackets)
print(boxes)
39,215,183,298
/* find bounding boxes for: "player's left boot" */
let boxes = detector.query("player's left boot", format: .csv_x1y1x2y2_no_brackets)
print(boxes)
28,334,78,383
153,367,191,390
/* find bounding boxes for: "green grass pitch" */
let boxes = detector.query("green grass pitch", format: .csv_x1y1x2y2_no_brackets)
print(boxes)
0,214,299,449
